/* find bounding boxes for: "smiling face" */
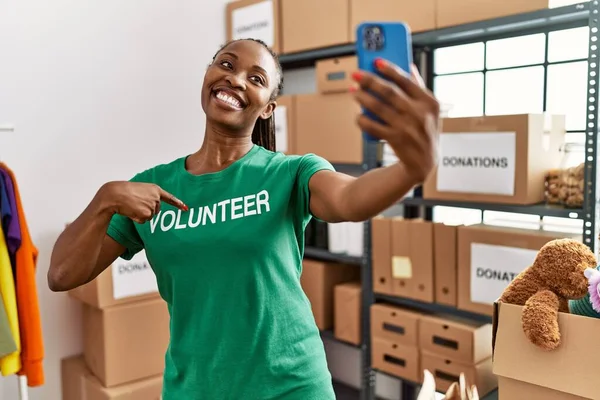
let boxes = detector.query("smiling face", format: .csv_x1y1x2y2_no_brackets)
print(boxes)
201,40,280,133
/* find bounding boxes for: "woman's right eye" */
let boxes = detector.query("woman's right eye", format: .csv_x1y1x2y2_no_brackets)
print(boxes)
220,60,233,69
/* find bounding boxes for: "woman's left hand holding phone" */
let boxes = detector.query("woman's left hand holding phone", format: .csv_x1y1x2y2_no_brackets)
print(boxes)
350,59,440,185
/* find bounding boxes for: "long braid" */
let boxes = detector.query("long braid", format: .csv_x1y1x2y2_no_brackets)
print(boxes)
212,38,284,152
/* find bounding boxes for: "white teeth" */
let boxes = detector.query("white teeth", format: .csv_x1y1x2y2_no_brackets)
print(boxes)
216,91,242,108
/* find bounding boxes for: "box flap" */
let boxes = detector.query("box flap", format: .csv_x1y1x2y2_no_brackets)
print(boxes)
493,302,597,398
491,301,500,359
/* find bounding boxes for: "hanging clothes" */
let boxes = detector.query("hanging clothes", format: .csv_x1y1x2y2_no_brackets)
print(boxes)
0,164,44,386
0,295,16,359
0,167,21,271
0,175,18,358
0,224,21,375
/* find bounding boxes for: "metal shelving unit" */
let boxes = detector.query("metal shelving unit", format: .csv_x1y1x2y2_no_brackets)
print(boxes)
333,380,362,400
304,247,363,266
320,329,361,348
401,198,583,219
374,294,492,324
280,3,592,68
286,2,600,399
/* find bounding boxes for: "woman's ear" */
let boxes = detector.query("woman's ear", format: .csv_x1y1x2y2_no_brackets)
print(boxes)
260,100,277,120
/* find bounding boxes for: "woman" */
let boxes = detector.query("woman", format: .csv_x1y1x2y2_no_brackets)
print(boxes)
48,38,439,399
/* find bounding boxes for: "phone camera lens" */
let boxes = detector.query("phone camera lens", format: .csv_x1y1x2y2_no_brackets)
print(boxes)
363,25,384,51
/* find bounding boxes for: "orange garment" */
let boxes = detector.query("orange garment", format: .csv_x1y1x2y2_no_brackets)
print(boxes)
0,164,44,386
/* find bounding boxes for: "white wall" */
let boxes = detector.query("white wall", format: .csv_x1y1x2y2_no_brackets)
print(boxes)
0,1,231,398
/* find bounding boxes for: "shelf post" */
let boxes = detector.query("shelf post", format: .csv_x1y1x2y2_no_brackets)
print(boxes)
360,139,379,400
583,0,600,254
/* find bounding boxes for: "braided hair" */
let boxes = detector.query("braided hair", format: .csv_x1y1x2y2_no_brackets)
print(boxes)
211,38,284,152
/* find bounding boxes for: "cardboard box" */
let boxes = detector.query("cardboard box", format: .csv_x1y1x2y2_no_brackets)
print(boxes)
372,337,420,383
371,216,393,295
226,0,282,54
420,352,497,396
316,56,357,95
391,218,434,303
497,378,587,400
69,251,159,309
295,93,362,164
419,314,492,364
83,298,170,387
300,259,360,330
492,302,596,399
371,303,421,346
350,0,435,39
274,95,295,154
281,0,350,54
433,223,458,306
457,224,577,316
62,356,163,400
423,114,564,205
334,282,362,345
436,0,550,29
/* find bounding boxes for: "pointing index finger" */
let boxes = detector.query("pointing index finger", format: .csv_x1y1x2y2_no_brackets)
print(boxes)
159,188,188,211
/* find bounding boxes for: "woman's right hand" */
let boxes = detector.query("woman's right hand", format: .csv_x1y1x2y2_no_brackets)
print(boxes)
100,181,188,224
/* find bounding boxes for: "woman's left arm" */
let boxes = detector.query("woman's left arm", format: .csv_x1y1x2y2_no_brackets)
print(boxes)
309,60,440,223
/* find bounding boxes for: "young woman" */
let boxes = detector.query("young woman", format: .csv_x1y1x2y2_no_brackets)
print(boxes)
48,38,439,399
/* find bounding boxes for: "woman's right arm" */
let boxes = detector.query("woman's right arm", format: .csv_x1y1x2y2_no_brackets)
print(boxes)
47,181,187,292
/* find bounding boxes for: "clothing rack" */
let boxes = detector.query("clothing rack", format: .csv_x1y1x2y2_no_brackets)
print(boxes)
0,134,30,400
18,376,29,400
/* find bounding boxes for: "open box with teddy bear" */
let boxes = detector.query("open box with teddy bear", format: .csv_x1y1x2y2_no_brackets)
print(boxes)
491,238,599,399
414,238,599,399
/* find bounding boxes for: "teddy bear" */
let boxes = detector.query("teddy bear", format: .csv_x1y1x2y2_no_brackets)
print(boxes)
498,238,596,351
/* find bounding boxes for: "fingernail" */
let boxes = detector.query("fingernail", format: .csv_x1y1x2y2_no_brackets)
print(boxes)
375,58,387,70
182,204,189,211
351,71,363,82
349,86,357,93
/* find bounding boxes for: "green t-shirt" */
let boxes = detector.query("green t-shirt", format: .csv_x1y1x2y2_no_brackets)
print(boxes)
107,145,336,400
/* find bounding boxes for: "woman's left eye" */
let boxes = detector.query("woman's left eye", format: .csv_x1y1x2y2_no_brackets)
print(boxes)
250,76,264,85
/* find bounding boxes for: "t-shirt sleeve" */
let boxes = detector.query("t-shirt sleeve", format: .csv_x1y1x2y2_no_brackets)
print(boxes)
106,174,147,260
294,153,335,221
106,213,143,260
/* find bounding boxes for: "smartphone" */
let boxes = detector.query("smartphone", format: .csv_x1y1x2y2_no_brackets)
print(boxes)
355,22,413,142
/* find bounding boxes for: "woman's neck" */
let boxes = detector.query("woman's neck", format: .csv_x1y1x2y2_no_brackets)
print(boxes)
185,123,254,175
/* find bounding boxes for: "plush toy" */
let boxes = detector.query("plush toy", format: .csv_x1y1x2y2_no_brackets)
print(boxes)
417,369,479,400
585,267,600,312
499,238,596,351
569,266,600,318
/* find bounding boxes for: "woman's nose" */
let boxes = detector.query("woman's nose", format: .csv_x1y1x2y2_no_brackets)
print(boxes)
225,73,246,89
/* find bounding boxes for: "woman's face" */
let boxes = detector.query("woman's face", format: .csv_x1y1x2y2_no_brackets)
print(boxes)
202,40,279,132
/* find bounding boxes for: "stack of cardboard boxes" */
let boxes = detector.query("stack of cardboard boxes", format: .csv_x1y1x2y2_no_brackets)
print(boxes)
61,251,170,400
226,0,554,55
300,259,362,346
293,56,363,164
371,113,575,313
369,113,587,397
370,302,497,396
372,217,580,317
273,55,363,164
